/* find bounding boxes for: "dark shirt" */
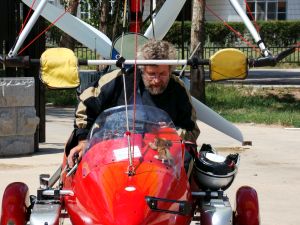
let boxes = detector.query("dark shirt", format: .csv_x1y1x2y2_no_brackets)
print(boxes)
75,69,199,141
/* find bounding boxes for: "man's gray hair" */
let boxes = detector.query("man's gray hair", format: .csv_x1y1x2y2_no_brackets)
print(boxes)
138,39,177,72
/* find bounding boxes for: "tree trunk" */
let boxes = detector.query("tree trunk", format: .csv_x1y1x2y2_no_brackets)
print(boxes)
155,0,165,12
99,0,109,37
190,0,206,103
59,0,79,50
112,0,121,40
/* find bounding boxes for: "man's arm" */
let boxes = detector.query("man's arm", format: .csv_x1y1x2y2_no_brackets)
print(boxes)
74,69,122,140
68,69,122,166
172,75,200,142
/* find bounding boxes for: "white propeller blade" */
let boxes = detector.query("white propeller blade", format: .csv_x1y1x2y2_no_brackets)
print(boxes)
20,0,244,143
192,96,244,143
21,0,112,58
144,0,187,40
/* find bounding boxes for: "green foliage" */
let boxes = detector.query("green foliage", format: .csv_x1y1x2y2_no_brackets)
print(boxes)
206,84,300,127
46,23,63,46
46,89,77,106
164,21,300,47
45,83,300,127
258,21,300,46
205,22,246,46
82,0,126,40
164,22,191,46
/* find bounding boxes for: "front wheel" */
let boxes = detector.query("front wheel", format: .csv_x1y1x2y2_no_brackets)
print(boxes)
234,186,260,225
0,182,30,225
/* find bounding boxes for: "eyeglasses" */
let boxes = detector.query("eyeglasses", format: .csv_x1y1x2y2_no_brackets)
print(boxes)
143,72,169,79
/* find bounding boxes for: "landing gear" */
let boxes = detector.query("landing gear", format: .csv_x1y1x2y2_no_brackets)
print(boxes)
234,186,260,225
0,182,30,225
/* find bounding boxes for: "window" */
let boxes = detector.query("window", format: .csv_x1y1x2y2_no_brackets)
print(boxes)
80,1,90,20
246,0,286,21
80,0,116,19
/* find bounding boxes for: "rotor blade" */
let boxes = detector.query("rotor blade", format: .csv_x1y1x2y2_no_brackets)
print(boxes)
21,0,112,58
275,46,296,62
229,0,270,57
144,0,187,40
191,96,244,143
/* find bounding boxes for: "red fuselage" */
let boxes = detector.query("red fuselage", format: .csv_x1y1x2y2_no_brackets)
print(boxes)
62,128,192,225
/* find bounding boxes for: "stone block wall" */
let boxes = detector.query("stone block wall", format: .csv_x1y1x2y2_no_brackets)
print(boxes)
0,77,39,156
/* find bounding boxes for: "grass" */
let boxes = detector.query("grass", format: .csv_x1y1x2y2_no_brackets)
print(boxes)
45,83,300,128
46,89,78,107
206,83,300,127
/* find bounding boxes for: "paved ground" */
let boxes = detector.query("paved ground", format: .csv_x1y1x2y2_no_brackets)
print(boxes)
1,106,300,225
204,68,300,86
231,68,300,86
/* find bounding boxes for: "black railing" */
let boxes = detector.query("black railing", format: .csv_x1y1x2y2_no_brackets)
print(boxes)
203,47,300,64
74,46,97,60
177,45,300,64
46,43,300,64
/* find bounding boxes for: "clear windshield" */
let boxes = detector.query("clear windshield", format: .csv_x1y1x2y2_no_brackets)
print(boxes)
84,105,183,177
87,105,174,143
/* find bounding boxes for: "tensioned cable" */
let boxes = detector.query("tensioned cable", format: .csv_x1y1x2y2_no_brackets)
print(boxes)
204,1,260,53
243,1,298,54
17,8,70,56
179,42,201,78
19,0,38,35
9,0,38,55
119,0,130,139
244,0,260,32
131,0,142,167
242,1,298,53
119,0,135,173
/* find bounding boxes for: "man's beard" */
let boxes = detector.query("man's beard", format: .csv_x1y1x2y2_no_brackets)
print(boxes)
143,79,169,95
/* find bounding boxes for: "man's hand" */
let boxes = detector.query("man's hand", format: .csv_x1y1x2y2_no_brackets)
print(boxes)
67,140,87,168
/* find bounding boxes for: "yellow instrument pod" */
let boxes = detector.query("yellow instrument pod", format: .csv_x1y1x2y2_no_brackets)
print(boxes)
210,48,248,81
40,48,79,89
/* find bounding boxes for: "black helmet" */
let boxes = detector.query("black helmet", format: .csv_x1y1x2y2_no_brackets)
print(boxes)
193,151,239,191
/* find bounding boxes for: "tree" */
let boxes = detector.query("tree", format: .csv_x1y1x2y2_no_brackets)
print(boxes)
190,0,206,103
85,0,125,41
99,0,109,36
155,0,165,12
60,0,80,49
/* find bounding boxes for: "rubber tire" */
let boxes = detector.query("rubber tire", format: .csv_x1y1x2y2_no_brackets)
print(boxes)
0,182,29,225
234,186,260,225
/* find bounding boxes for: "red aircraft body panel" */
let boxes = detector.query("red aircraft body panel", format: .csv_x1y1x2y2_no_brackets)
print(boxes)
62,129,192,225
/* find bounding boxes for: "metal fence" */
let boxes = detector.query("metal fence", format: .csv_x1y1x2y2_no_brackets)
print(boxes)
183,46,300,64
74,46,97,60
53,45,300,64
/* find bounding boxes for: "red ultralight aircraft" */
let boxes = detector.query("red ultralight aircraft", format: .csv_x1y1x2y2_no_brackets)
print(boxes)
1,104,259,225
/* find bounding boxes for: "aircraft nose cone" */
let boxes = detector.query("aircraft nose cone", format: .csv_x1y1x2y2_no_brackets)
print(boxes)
112,185,148,225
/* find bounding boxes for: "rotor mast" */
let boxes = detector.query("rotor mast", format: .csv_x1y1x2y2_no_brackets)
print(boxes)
129,0,145,32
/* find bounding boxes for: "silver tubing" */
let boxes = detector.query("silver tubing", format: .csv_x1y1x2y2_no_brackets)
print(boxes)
42,189,74,196
229,0,270,57
8,0,48,57
86,59,188,66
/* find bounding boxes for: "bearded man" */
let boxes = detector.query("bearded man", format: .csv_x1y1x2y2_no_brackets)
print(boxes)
68,40,200,167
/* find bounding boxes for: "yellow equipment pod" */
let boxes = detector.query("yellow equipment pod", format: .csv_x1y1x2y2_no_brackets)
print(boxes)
40,48,79,89
209,48,248,81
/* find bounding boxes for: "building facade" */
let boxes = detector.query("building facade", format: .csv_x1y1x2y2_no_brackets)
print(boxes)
201,0,300,22
48,0,300,22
